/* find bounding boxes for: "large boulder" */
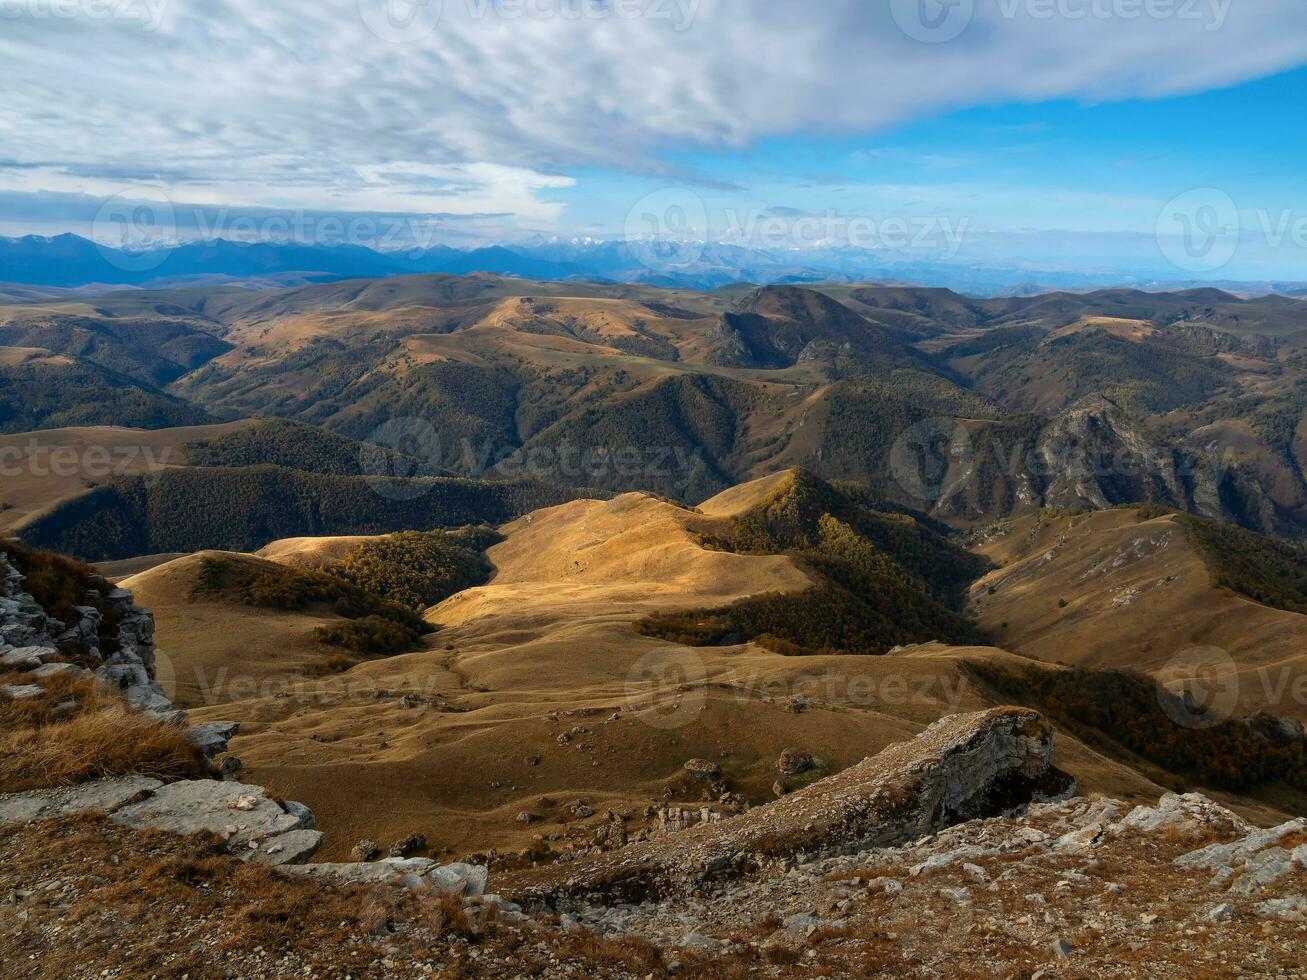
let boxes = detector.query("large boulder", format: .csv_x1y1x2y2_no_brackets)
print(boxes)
777,747,816,776
683,759,723,781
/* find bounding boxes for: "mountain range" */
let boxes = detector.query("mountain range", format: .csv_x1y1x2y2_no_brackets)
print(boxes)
7,232,1307,296
5,273,1307,547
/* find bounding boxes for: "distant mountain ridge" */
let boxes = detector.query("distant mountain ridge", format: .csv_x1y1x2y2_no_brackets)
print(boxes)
7,233,1307,296
0,234,586,289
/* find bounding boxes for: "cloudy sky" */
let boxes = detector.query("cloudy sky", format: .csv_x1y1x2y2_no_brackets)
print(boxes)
3,0,1307,275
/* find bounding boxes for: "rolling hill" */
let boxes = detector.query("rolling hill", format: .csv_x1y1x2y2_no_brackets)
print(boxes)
971,507,1307,722
0,351,216,434
4,274,1307,550
87,470,1298,868
156,474,1205,862
18,465,597,562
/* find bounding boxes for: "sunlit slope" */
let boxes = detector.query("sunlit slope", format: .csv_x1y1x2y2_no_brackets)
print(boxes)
971,508,1307,720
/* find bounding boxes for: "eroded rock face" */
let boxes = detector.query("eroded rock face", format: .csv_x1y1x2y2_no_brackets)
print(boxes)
0,550,250,762
506,707,1074,904
0,550,170,720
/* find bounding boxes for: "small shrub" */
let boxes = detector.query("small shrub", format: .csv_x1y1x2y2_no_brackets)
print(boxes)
304,653,359,677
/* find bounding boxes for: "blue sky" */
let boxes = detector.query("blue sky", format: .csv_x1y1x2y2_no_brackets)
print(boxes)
3,0,1307,279
558,67,1307,235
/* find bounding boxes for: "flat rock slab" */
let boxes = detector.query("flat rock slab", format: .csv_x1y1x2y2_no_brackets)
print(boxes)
111,780,310,847
33,663,90,680
0,777,163,825
248,829,326,866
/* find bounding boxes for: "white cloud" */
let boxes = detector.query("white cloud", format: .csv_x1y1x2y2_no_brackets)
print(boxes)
1,0,1305,229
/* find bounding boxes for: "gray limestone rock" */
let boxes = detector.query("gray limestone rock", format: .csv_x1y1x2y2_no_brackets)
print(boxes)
248,830,326,866
283,858,489,896
1,646,52,668
188,721,240,757
0,776,163,825
111,780,310,847
1,684,43,700
32,662,90,680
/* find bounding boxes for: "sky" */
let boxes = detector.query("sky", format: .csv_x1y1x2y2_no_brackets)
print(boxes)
3,0,1307,279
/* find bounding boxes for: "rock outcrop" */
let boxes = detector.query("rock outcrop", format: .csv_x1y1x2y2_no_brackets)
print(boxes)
0,548,250,769
0,544,495,892
506,707,1075,904
284,859,490,897
0,550,171,719
0,776,324,866
0,776,163,825
541,787,1306,969
0,770,495,886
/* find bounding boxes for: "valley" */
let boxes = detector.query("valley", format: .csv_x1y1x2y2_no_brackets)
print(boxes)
10,8,1307,975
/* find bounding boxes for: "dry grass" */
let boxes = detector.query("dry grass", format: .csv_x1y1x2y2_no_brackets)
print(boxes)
0,815,691,978
0,536,100,627
3,816,457,975
551,929,667,974
0,676,209,794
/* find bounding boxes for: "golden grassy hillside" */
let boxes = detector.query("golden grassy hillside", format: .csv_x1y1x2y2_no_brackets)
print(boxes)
0,421,254,534
142,477,1192,863
256,535,386,571
971,508,1307,720
120,552,375,707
